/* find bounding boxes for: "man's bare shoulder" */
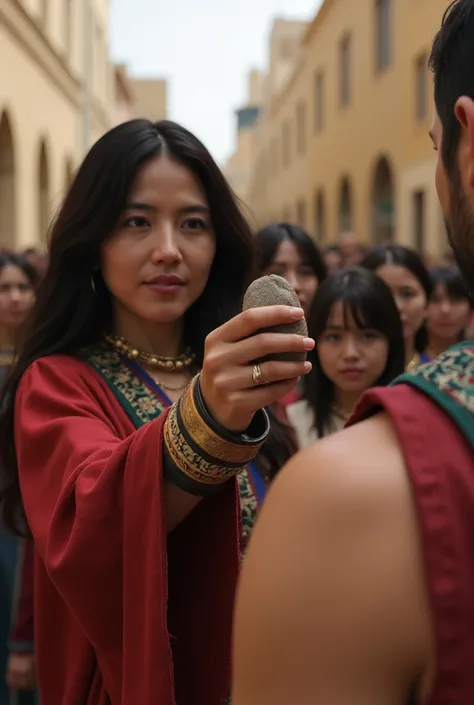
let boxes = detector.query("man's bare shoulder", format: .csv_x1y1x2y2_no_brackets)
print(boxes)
270,412,407,522
233,412,432,705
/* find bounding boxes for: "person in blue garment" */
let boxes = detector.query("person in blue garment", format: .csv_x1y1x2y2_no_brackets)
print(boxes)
0,252,39,705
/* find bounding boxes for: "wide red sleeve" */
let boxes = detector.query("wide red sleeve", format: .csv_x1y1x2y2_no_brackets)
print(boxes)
15,355,240,705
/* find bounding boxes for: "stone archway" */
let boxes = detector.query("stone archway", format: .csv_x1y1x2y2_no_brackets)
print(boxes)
338,176,352,233
0,111,17,249
372,156,395,243
38,140,50,243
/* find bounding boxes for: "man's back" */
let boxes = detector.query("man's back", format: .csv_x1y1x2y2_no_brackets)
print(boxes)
232,349,474,704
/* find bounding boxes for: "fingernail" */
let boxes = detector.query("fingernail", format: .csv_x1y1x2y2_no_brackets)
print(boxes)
303,337,315,350
290,307,304,320
304,361,312,372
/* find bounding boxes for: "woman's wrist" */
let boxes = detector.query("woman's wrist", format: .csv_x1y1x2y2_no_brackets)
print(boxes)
163,374,270,496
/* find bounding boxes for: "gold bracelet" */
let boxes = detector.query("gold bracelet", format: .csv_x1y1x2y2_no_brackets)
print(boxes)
163,375,269,491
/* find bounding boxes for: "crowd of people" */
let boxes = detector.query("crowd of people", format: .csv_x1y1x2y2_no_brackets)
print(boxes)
0,1,473,703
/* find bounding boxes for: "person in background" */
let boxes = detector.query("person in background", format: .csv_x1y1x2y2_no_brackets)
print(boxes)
232,2,474,703
362,244,432,370
254,223,326,408
286,268,405,448
254,223,327,318
0,252,38,705
425,266,473,359
323,245,343,272
339,232,365,266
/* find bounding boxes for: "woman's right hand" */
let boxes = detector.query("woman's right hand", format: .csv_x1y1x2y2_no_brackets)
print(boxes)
200,305,314,433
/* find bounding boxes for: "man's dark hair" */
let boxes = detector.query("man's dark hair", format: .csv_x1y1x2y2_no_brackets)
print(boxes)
429,0,474,173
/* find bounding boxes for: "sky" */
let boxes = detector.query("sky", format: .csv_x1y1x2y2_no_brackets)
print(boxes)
110,0,323,165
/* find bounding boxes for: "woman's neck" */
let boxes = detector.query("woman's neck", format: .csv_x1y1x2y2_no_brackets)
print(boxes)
426,334,458,358
112,317,184,358
333,389,361,419
405,337,417,368
0,326,16,350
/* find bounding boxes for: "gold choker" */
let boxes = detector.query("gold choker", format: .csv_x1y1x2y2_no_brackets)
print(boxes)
104,334,195,372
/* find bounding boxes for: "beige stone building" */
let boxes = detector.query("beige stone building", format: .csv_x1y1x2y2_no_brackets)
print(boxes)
0,0,168,250
236,0,452,256
111,64,168,127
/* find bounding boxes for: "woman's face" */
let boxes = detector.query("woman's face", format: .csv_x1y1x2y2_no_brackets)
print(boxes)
266,239,318,316
0,265,35,333
427,282,471,342
375,264,427,343
317,301,389,396
101,155,216,330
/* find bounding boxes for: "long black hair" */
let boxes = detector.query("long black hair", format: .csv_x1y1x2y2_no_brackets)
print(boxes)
304,267,405,438
0,119,259,535
254,222,327,283
361,244,433,353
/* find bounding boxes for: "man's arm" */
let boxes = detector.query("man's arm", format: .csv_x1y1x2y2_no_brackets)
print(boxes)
232,413,433,705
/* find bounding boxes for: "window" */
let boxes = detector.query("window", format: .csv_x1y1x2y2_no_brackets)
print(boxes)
415,54,428,123
314,190,326,241
413,190,426,251
282,122,291,167
296,200,306,229
339,35,351,107
375,0,392,71
314,71,324,132
296,101,306,155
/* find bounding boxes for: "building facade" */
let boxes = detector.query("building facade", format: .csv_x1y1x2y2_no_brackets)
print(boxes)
0,0,168,250
241,0,451,255
111,65,168,127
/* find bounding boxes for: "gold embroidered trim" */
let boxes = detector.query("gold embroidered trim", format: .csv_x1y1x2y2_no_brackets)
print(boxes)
179,376,263,464
164,402,245,485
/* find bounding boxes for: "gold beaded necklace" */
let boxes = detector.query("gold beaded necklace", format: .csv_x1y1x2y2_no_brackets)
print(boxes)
104,334,195,373
405,352,421,373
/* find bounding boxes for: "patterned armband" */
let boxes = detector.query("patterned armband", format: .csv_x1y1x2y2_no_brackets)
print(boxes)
163,374,270,496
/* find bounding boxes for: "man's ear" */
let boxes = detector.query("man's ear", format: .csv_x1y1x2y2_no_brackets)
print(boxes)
454,97,474,188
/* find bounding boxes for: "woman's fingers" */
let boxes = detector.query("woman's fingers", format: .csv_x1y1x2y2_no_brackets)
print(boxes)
208,305,305,345
210,359,311,394
229,332,314,365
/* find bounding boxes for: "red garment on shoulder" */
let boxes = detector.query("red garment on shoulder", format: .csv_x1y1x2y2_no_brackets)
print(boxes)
15,355,240,705
349,384,474,705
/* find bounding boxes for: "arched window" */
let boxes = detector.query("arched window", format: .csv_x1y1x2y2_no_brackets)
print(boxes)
372,156,395,243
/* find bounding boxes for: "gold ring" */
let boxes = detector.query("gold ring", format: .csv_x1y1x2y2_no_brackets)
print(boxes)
252,363,264,386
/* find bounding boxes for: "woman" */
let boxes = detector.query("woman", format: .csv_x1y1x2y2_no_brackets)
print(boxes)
0,253,38,705
254,223,327,318
0,120,313,705
286,268,405,447
426,266,473,358
362,244,432,371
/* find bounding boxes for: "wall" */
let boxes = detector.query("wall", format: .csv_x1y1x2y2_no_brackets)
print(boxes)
246,0,451,255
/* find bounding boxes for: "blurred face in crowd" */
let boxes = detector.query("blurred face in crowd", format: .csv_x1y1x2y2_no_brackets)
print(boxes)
427,281,471,344
375,264,428,347
0,265,35,336
324,248,343,272
265,238,319,316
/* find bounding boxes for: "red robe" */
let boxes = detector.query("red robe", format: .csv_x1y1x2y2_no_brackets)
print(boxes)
15,354,240,705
